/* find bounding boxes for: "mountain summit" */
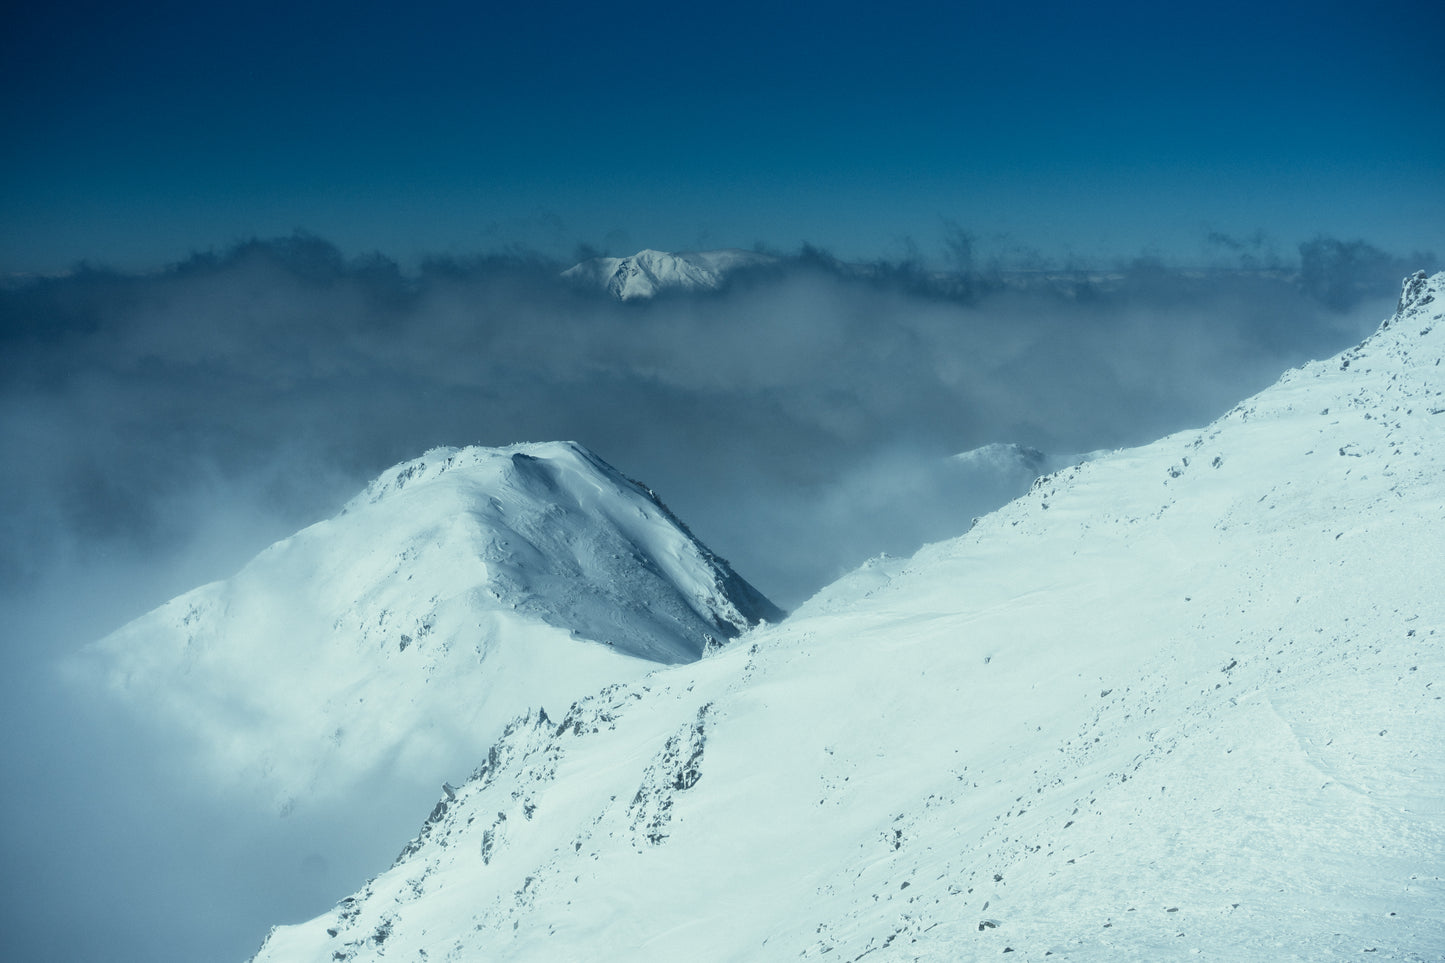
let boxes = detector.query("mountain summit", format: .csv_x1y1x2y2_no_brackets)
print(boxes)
252,273,1445,960
561,248,776,299
72,441,781,811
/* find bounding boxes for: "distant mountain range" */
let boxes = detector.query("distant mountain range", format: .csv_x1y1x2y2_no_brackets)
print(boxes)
561,248,777,299
563,245,1425,309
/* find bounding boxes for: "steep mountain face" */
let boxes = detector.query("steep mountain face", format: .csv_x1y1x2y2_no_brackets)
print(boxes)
253,273,1445,961
561,248,776,299
72,441,781,811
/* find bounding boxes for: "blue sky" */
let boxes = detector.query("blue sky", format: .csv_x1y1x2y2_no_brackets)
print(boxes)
3,0,1442,273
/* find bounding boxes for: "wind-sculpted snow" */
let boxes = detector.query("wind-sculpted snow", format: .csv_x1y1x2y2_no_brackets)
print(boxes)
71,441,780,811
253,274,1445,961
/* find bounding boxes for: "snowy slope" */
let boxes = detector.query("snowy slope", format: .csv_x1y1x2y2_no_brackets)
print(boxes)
252,273,1445,962
561,248,776,300
72,441,781,811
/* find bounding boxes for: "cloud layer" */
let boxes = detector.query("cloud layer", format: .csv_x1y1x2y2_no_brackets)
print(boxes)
2,234,1427,601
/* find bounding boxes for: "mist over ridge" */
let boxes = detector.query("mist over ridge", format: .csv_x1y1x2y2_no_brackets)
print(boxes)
0,229,1437,963
2,230,1432,610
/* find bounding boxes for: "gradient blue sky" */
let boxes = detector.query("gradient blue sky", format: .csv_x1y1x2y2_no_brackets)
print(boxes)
3,0,1442,274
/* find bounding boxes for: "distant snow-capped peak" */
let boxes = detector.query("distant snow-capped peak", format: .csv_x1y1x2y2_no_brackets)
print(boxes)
562,248,776,300
71,440,781,811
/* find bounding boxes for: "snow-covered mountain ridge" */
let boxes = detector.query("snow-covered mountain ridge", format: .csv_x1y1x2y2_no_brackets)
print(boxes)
73,441,781,811
253,273,1445,961
561,248,776,299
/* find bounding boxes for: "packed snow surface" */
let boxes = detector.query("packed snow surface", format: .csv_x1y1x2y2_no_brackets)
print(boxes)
253,274,1445,961
561,248,776,300
73,441,780,810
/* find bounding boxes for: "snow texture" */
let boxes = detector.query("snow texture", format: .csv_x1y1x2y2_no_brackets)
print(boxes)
71,441,780,811
252,273,1445,961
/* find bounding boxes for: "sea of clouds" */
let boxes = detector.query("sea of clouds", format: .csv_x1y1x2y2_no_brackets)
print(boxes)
0,231,1430,962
